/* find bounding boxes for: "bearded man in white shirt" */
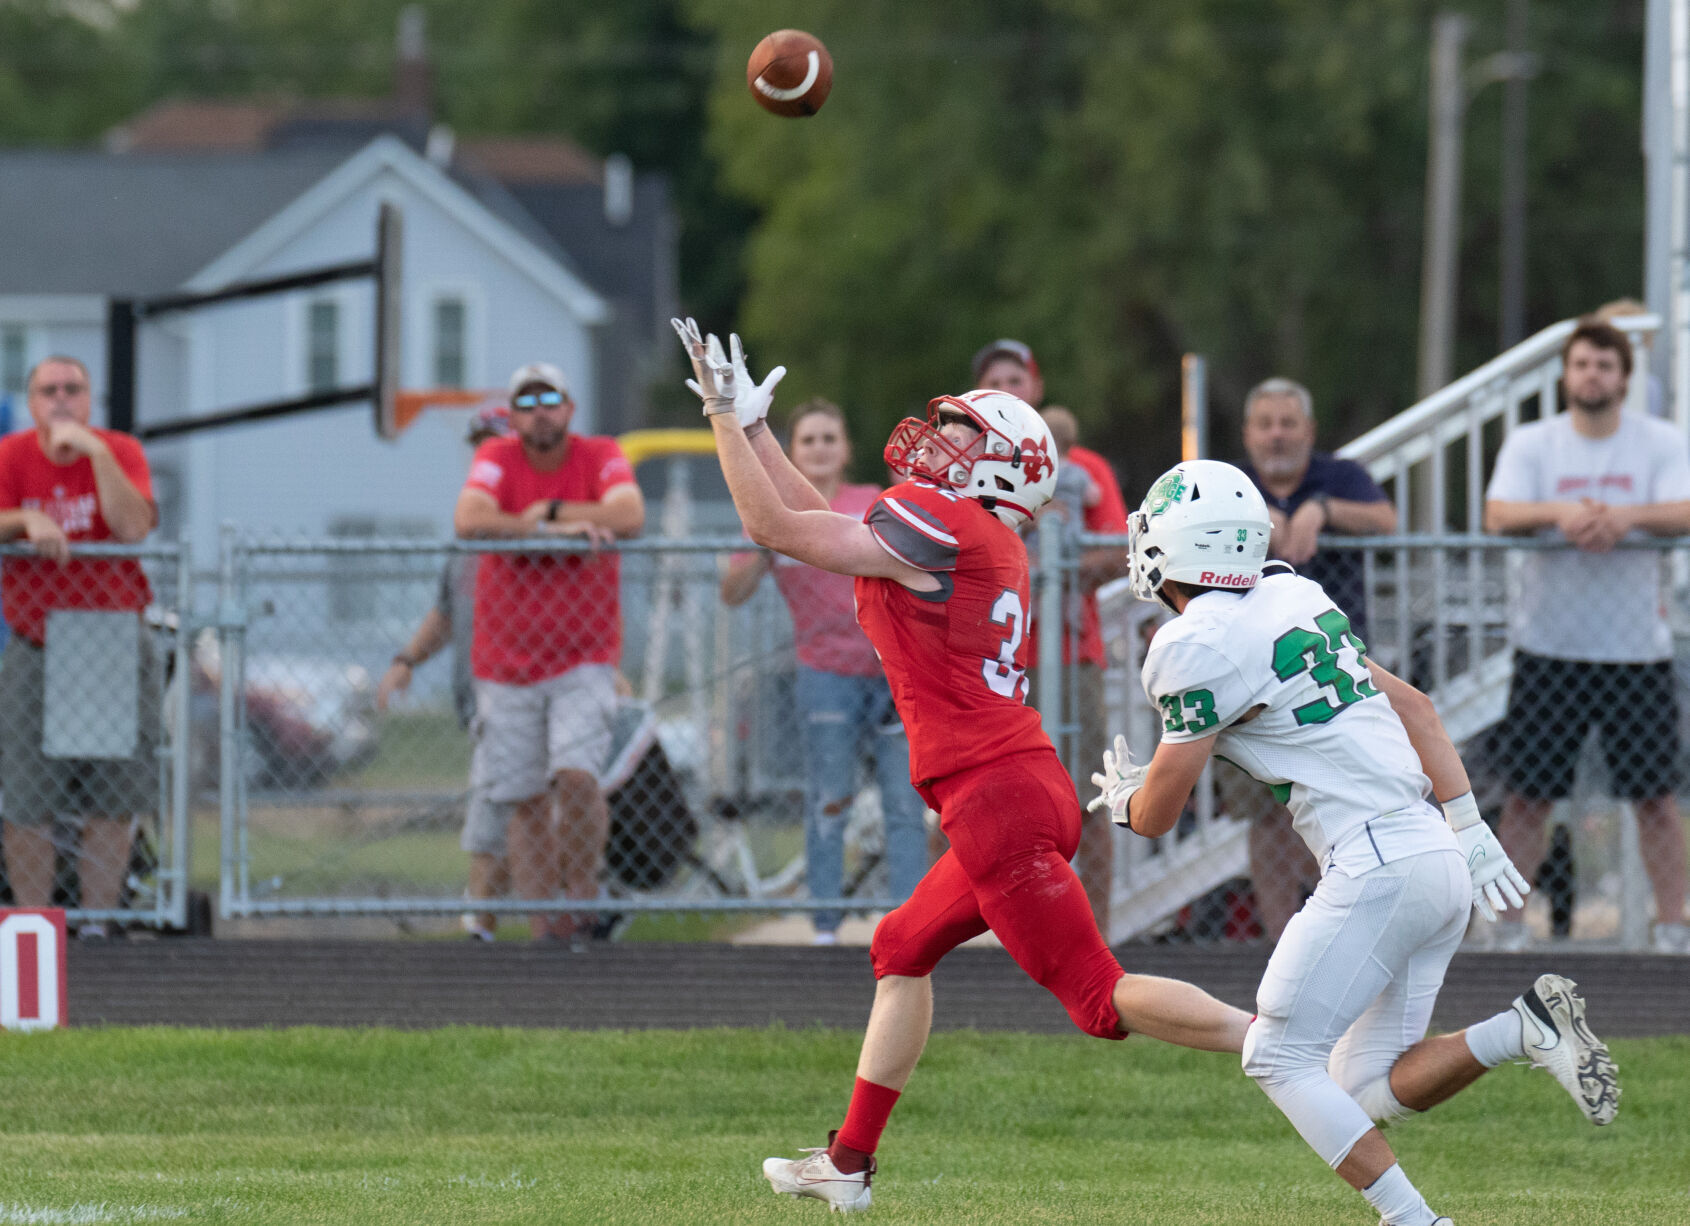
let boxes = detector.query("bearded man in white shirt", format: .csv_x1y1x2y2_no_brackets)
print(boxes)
1483,317,1690,954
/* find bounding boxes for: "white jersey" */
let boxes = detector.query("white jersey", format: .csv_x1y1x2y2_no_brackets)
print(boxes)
1484,411,1690,662
1143,570,1458,874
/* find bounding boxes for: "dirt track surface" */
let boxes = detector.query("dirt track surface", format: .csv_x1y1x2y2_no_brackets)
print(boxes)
65,941,1688,1037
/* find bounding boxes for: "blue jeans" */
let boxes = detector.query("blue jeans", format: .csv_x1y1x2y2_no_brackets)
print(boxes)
795,665,928,933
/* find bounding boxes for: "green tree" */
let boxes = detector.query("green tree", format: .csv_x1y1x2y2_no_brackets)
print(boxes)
685,0,1647,497
0,0,145,144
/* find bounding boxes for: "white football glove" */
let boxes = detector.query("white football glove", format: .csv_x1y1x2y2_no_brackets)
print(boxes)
1087,733,1150,832
671,319,785,429
1444,791,1530,922
723,333,786,431
670,317,738,416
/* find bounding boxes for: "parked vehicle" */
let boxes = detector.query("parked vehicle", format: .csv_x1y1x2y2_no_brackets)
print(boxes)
186,630,379,794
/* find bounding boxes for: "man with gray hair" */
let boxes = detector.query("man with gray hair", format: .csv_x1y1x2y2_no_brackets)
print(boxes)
0,356,158,937
1238,377,1395,643
1237,377,1396,940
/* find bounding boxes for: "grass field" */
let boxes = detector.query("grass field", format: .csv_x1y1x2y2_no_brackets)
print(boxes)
0,1028,1684,1225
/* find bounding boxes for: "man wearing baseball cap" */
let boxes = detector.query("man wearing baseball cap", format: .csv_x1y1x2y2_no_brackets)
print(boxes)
973,339,1130,933
455,361,645,943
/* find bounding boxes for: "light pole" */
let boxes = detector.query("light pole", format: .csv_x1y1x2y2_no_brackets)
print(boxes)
1417,11,1539,397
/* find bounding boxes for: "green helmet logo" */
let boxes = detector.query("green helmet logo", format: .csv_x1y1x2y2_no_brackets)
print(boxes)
1145,470,1187,518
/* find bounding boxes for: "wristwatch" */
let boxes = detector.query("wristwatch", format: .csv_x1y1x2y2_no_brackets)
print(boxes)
544,499,563,523
392,653,419,669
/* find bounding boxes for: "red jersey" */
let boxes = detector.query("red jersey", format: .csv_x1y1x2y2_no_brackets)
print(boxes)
855,481,1050,784
1027,444,1129,669
464,433,636,684
0,428,154,645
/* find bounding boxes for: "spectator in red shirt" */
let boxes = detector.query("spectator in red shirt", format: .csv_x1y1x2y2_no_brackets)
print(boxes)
720,399,929,944
972,340,1129,933
0,356,158,935
454,362,645,943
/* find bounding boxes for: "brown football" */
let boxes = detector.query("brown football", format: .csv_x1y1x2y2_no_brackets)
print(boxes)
747,29,833,117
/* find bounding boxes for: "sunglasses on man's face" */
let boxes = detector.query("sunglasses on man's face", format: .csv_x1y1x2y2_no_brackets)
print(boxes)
32,382,88,398
511,391,567,411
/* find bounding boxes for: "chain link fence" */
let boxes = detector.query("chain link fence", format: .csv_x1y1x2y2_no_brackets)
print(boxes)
0,541,193,935
1090,531,1690,953
193,527,1690,953
214,535,930,943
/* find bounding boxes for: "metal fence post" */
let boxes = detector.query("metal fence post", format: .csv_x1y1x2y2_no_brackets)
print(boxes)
217,524,248,920
1035,513,1067,770
168,538,193,930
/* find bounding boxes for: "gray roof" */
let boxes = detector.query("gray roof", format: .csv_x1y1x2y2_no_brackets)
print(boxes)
509,173,672,328
0,149,348,296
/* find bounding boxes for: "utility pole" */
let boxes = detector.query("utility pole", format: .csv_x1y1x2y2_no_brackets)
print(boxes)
1418,13,1470,398
1418,13,1539,396
1498,0,1530,348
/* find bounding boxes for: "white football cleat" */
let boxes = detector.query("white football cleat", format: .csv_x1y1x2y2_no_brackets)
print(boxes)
1512,973,1620,1125
762,1138,873,1213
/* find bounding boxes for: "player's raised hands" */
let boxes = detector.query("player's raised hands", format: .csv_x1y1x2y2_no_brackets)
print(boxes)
1088,733,1151,832
671,317,738,417
727,333,786,431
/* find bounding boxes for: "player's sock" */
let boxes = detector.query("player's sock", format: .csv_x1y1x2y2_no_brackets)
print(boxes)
1360,1163,1437,1225
1464,1008,1527,1068
831,1077,901,1173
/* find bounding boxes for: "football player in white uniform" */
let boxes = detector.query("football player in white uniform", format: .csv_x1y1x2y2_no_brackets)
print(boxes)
1094,460,1620,1226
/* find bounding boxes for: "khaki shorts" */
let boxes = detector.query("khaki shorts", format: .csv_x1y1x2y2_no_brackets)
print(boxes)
470,663,618,805
0,629,163,827
459,787,516,857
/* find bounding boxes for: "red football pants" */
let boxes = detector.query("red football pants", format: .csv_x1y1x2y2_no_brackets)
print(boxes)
870,747,1126,1038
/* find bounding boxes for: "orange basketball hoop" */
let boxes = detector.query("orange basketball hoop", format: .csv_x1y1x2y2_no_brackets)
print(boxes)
390,387,502,435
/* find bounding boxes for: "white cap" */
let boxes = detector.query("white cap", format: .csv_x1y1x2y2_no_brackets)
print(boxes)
508,361,569,397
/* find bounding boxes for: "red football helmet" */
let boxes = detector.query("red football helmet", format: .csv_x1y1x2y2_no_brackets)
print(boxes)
883,389,1058,529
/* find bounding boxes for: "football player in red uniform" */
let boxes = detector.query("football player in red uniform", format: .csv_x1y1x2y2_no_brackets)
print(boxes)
675,320,1252,1213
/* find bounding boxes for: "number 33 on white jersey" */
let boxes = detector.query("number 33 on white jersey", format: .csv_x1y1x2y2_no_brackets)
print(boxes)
1143,571,1443,866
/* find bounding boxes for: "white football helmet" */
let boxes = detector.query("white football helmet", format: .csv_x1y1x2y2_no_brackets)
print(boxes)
1129,460,1270,609
883,389,1058,528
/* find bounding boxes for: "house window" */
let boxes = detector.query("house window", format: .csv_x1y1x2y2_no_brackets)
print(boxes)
432,297,467,389
1,326,26,395
307,299,340,392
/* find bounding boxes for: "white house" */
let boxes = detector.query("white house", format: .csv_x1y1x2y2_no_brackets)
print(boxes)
0,132,679,549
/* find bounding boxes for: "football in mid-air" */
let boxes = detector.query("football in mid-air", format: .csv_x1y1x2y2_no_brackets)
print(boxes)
747,29,833,117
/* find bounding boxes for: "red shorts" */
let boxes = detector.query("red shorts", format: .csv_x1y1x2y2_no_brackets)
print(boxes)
871,747,1126,1038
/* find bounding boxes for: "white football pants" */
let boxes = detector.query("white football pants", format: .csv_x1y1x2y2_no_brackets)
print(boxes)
1241,849,1470,1168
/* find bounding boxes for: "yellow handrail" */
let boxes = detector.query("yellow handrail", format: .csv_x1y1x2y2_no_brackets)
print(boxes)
616,428,718,469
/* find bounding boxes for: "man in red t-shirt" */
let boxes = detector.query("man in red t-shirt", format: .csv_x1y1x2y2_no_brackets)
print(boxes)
676,319,1249,1214
973,340,1129,932
454,361,644,942
0,356,159,933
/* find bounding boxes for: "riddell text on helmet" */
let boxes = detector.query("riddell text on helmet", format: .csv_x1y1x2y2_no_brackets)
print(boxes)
1198,572,1257,587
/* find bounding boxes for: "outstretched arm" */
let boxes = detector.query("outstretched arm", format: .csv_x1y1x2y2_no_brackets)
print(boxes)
673,318,827,513
710,410,934,587
678,318,936,589
748,428,831,514
1090,733,1215,839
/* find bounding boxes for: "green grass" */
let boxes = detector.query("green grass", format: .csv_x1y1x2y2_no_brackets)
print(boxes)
341,711,474,791
0,1029,1684,1224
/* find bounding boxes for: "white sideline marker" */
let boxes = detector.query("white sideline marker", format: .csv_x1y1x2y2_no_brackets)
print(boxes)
0,908,67,1032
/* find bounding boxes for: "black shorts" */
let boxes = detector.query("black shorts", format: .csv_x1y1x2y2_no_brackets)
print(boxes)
1497,651,1680,801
